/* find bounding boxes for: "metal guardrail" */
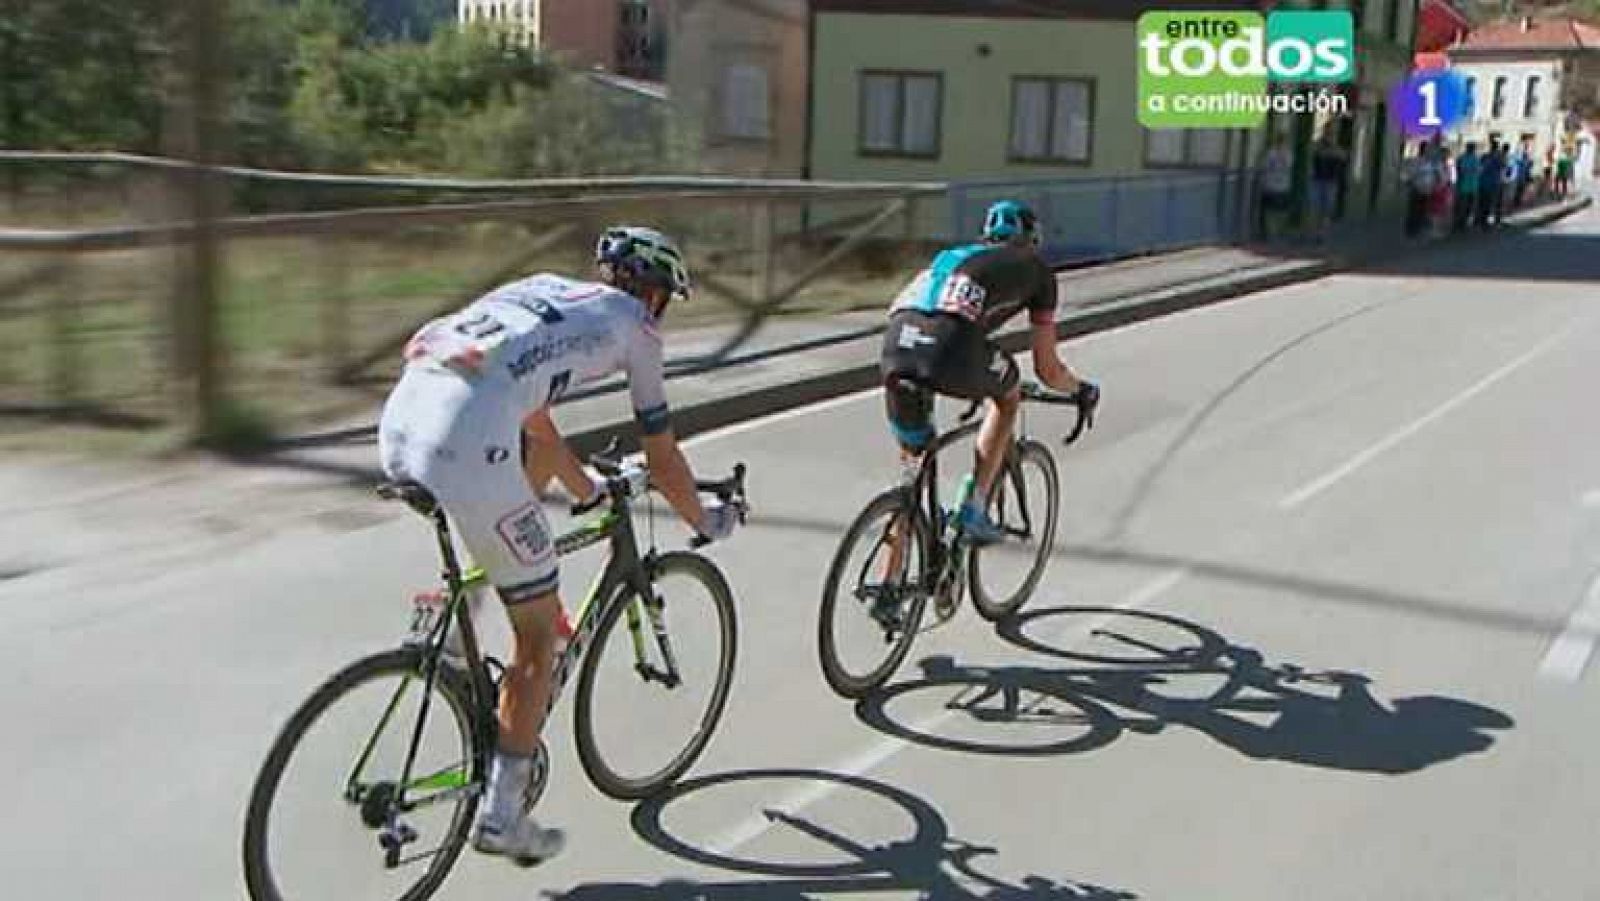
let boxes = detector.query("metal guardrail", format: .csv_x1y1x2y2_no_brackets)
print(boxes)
1,154,1254,442
0,186,944,251
0,150,945,196
0,163,946,436
951,171,1251,267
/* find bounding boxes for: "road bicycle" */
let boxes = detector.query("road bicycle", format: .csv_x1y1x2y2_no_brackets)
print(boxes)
818,380,1094,699
241,448,748,901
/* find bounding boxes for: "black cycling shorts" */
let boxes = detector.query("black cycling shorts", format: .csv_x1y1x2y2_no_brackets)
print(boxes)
879,310,1019,451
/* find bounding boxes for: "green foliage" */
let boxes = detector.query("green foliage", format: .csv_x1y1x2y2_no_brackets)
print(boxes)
0,0,170,151
2,0,683,179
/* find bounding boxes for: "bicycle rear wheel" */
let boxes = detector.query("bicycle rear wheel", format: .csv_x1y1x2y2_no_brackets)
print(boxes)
574,551,738,801
242,649,483,901
969,439,1059,622
818,488,932,699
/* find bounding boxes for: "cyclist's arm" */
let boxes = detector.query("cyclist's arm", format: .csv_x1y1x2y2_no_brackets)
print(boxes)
1025,261,1081,395
624,311,709,533
1029,320,1081,395
522,408,596,501
641,431,709,532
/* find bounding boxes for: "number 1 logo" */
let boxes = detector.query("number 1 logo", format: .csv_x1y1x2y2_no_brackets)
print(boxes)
1392,69,1470,137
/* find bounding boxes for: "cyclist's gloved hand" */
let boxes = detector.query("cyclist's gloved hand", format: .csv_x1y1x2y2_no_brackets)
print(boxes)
1073,380,1100,424
566,466,607,512
697,500,739,545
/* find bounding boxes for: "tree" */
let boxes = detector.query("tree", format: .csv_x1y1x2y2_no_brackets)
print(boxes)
0,0,170,151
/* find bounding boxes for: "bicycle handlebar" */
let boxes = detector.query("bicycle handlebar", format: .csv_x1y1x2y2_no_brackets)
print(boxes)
690,463,749,548
571,441,750,547
955,381,1098,444
1019,380,1098,445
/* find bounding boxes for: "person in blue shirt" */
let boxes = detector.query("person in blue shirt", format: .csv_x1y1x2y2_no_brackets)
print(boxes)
1477,142,1505,228
1512,142,1535,209
1453,142,1481,233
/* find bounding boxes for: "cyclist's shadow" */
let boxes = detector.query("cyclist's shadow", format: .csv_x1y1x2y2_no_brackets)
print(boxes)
541,768,1138,900
857,605,1513,775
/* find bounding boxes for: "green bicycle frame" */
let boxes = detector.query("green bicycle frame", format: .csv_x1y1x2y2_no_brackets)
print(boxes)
347,497,677,813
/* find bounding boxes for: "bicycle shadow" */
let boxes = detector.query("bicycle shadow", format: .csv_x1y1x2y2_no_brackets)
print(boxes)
541,768,1138,900
855,605,1513,775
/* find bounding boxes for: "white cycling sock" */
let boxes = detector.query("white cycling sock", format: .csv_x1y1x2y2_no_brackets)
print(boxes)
483,751,534,827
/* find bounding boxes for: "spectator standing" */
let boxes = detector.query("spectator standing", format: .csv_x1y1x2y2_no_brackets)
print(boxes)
1477,142,1505,228
1556,148,1574,199
1309,127,1348,242
1512,143,1534,208
1430,146,1455,236
1403,139,1441,237
1453,142,1481,233
1257,134,1295,240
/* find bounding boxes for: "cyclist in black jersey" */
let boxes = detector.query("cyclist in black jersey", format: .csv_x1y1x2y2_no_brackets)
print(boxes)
880,200,1100,543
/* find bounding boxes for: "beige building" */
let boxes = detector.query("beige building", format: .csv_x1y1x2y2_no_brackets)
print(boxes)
665,0,808,176
804,0,1418,243
807,1,1255,183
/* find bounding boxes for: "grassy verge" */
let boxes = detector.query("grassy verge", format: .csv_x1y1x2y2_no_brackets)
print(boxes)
1,217,924,452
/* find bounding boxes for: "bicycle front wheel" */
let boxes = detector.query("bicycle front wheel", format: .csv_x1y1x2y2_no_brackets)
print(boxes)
574,551,738,801
242,649,483,901
818,488,932,699
970,439,1060,622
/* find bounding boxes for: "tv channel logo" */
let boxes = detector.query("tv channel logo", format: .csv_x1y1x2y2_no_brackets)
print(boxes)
1139,10,1355,129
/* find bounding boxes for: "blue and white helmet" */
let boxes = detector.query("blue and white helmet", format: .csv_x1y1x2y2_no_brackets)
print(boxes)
596,225,692,301
981,200,1041,246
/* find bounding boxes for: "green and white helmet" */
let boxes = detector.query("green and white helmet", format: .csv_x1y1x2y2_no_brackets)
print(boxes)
595,225,692,301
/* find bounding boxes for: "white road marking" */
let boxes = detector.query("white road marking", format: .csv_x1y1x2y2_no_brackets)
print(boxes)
1279,317,1590,510
709,564,1188,856
1539,570,1600,682
684,389,878,449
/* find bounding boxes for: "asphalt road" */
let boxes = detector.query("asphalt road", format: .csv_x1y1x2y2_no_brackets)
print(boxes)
4,206,1600,900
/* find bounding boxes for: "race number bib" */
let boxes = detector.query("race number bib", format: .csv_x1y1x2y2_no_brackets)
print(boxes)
935,274,986,321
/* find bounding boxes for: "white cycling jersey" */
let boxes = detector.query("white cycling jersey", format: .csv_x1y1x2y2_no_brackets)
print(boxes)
401,273,669,432
378,273,670,604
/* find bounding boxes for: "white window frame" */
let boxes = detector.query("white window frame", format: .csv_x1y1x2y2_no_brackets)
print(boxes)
858,71,944,159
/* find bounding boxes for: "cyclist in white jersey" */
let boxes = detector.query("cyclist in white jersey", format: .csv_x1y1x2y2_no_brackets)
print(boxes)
377,226,739,864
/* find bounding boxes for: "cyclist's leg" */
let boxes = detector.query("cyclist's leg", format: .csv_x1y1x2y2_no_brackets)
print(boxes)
933,326,1020,537
975,384,1021,498
386,391,565,857
443,475,562,831
879,311,945,581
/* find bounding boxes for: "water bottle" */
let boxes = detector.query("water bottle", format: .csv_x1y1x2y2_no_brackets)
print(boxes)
949,473,977,540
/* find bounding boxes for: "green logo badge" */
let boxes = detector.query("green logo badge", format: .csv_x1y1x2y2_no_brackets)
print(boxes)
1138,10,1355,129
